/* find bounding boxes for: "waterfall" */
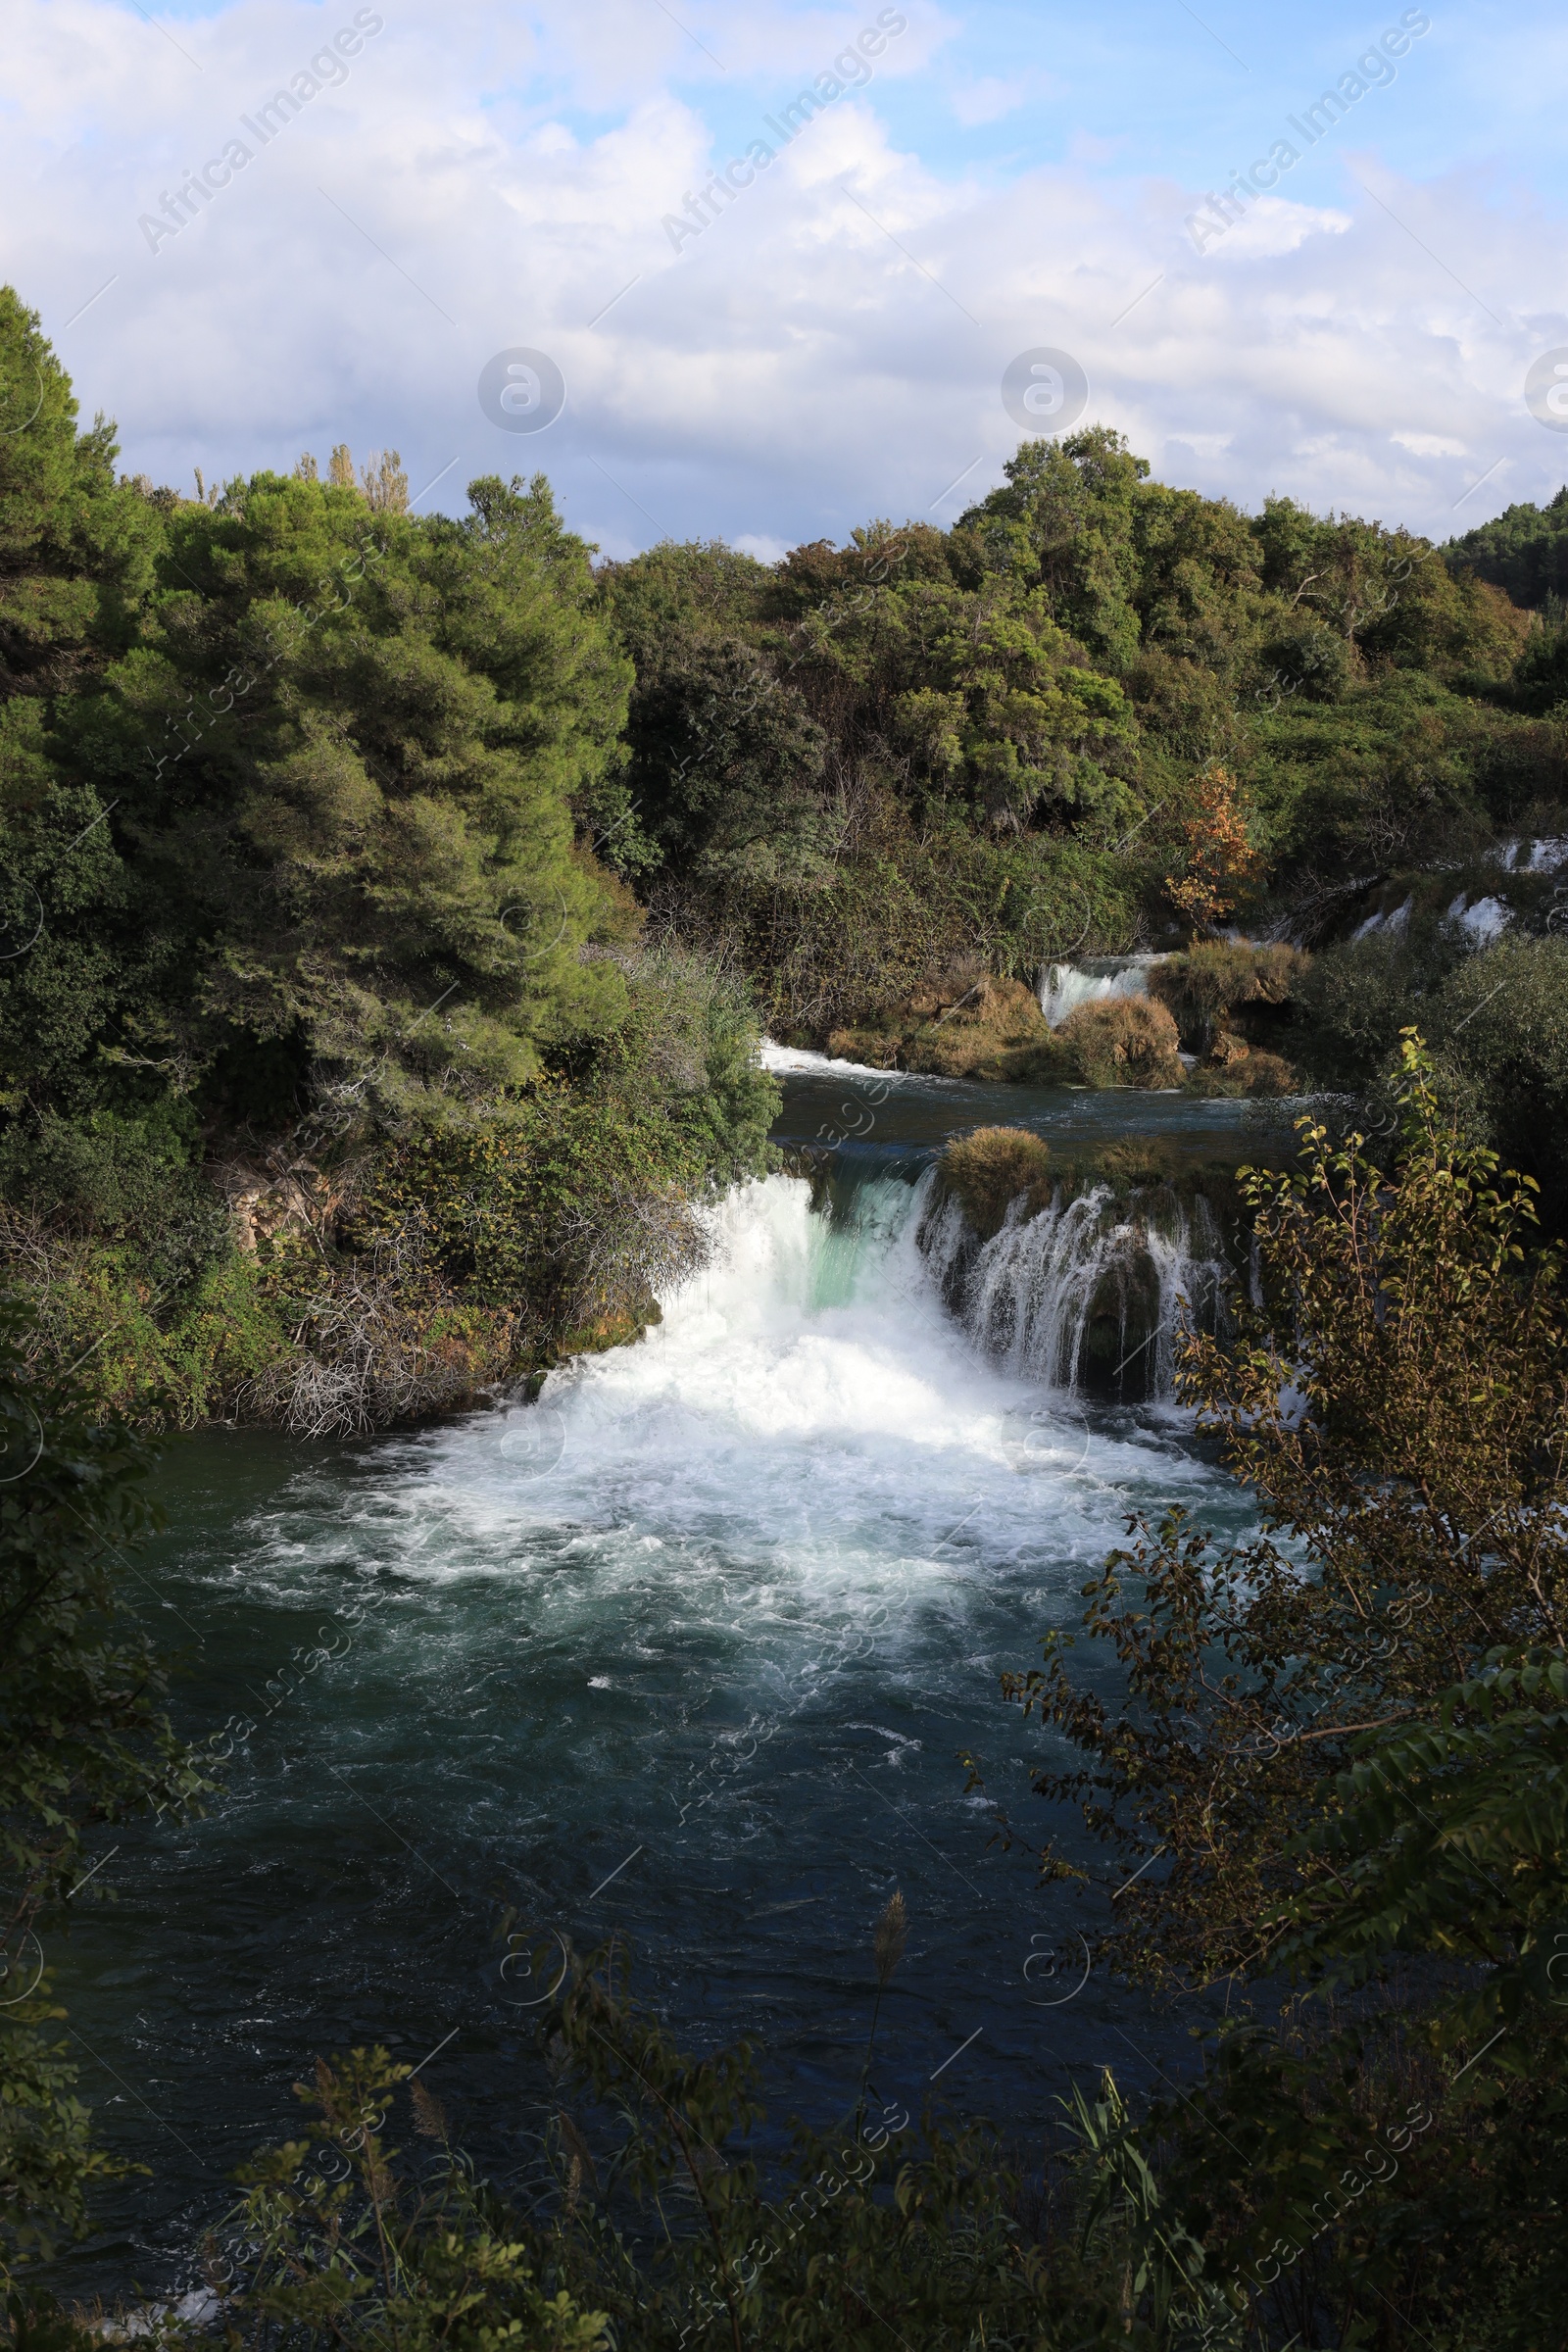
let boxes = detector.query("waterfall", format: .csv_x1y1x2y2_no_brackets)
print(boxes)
1039,955,1160,1028
915,1169,1229,1404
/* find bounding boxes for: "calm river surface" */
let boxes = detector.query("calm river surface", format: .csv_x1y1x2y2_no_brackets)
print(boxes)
51,1061,1288,2297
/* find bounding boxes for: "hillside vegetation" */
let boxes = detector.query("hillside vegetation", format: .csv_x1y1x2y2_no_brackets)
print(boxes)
6,278,1568,1417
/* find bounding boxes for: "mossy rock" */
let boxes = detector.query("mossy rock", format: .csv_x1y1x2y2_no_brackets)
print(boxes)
824,1026,904,1068
1055,996,1186,1089
1091,1139,1186,1190
832,976,1061,1081
938,1125,1053,1240
1192,1035,1298,1097
1150,942,1308,1050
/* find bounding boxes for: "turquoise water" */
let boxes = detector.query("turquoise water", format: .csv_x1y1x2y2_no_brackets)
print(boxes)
47,1070,1267,2297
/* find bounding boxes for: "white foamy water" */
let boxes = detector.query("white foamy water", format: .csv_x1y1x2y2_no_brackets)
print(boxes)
1039,957,1158,1028
758,1039,942,1084
391,1174,1218,1601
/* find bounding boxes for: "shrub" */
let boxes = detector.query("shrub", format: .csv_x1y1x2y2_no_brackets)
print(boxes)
0,1312,206,2279
1428,931,1568,1228
1149,940,1306,1049
938,1126,1052,1239
1056,996,1185,1088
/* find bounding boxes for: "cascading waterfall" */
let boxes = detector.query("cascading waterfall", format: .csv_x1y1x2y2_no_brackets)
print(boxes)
915,1167,1230,1403
1038,955,1160,1028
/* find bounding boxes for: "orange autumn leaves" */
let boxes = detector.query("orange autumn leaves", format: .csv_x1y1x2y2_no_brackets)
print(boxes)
1165,762,1263,932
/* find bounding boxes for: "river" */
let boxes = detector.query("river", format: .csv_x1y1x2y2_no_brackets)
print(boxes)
49,1055,1286,2297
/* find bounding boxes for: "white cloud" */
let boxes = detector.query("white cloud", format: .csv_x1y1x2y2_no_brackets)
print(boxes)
2,0,1566,555
1203,199,1354,261
950,73,1061,128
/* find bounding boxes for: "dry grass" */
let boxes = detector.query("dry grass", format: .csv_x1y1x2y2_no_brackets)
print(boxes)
1150,940,1308,1047
939,1126,1054,1240
829,976,1064,1081
1055,996,1186,1089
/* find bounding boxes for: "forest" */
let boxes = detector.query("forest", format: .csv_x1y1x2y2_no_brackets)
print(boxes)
5,288,1568,1422
6,277,1568,2350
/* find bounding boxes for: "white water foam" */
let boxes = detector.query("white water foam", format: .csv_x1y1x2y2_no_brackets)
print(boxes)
369,1175,1219,1610
1039,959,1156,1028
758,1040,946,1085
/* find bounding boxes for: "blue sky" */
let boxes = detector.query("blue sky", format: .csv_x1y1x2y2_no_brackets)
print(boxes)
5,0,1566,557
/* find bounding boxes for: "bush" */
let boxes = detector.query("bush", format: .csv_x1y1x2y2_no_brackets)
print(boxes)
1428,931,1568,1228
1298,930,1568,1230
938,1126,1052,1239
0,1312,206,2279
1291,929,1445,1093
1056,996,1185,1088
1149,941,1305,1050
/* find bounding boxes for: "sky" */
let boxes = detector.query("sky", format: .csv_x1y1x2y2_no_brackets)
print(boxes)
5,0,1567,559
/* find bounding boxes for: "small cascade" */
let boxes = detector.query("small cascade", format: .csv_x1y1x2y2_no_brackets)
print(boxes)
1039,955,1161,1028
916,1169,1230,1404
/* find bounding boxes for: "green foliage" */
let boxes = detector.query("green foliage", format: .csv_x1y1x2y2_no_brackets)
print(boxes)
1509,608,1568,713
1278,1651,1568,2028
958,427,1153,672
1446,484,1568,610
0,1981,138,2286
0,288,161,698
1105,1654,1568,2349
208,1953,1137,2352
84,464,636,1115
598,431,1556,1048
3,1232,291,1428
990,1037,1568,1989
230,2046,610,2352
0,1314,206,2277
343,944,776,1327
1298,929,1568,1228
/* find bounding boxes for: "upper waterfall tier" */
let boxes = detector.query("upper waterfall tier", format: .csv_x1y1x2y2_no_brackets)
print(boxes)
1038,955,1165,1028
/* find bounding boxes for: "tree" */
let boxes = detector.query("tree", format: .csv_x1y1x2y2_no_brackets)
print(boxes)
990,1036,1568,1992
1163,761,1261,931
0,288,161,702
957,427,1151,671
